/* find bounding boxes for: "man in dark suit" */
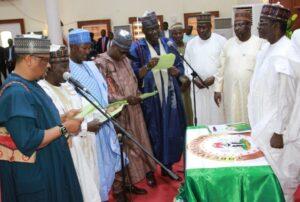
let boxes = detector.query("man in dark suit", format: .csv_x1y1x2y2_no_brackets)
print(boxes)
0,46,6,86
161,21,171,38
97,29,108,53
87,32,98,60
5,38,16,73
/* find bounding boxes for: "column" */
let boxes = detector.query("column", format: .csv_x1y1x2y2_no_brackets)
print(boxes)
44,0,63,45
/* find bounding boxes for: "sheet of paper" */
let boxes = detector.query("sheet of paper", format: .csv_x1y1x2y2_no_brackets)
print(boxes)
152,53,176,73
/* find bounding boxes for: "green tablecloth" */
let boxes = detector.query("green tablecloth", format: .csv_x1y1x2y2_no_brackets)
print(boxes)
176,125,284,202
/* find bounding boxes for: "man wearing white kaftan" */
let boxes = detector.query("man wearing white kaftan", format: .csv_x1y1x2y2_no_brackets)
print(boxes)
39,80,101,202
248,4,297,201
276,29,300,202
185,13,226,125
214,10,265,123
249,36,296,172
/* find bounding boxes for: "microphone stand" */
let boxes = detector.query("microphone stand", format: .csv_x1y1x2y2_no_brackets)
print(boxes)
170,45,208,126
74,85,180,193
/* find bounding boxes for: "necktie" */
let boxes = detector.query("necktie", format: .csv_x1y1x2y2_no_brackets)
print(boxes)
102,38,106,52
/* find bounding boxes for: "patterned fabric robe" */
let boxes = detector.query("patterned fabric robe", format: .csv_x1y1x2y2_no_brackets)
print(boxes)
95,53,156,184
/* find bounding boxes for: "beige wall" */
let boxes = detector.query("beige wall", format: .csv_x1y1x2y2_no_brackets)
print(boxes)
0,0,266,35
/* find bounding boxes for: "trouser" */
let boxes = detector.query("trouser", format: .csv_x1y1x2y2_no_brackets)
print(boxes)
6,61,15,73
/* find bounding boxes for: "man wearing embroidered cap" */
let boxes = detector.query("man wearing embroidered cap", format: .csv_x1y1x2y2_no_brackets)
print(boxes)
170,22,194,126
0,35,84,201
68,28,122,201
184,12,226,125
248,4,300,200
95,29,157,199
39,45,101,202
130,11,186,180
277,29,300,202
214,9,265,123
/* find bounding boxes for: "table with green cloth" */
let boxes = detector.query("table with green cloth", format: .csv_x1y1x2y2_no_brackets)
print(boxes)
176,124,284,202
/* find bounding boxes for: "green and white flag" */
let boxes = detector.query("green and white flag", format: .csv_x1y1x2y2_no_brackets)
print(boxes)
176,125,284,202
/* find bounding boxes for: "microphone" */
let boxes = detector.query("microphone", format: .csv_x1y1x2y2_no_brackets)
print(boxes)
166,41,208,89
167,40,177,50
63,72,91,94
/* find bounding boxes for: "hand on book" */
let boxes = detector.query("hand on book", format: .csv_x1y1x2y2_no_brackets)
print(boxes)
126,95,142,105
87,119,102,133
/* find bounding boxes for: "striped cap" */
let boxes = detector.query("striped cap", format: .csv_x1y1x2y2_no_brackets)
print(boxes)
14,34,50,54
68,29,91,45
112,29,132,50
197,13,212,24
50,45,69,63
141,11,159,28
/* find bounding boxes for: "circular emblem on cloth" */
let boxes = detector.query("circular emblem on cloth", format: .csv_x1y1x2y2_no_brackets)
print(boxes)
22,155,30,161
187,134,263,161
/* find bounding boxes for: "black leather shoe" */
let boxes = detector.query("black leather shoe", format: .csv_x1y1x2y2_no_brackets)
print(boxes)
113,192,129,202
161,167,183,181
125,184,147,195
146,172,157,187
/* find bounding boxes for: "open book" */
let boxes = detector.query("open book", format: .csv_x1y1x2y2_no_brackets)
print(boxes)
76,91,158,122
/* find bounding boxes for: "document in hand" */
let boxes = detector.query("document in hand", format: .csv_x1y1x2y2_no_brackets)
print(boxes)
75,91,158,121
152,53,176,73
75,101,126,122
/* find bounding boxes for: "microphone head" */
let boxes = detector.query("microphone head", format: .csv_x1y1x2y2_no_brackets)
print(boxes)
167,40,174,47
63,72,71,81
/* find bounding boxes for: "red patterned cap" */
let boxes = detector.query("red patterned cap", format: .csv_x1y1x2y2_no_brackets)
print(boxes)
261,3,291,22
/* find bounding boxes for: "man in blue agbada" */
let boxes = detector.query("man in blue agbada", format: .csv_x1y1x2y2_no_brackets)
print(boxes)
130,11,187,179
0,35,83,201
68,29,122,201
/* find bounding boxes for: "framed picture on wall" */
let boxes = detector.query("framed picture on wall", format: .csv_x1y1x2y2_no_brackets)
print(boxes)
0,19,25,47
77,19,111,40
113,25,131,34
184,11,219,35
128,15,164,40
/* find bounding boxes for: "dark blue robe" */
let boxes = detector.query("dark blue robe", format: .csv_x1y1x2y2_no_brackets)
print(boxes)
0,73,83,202
129,38,186,166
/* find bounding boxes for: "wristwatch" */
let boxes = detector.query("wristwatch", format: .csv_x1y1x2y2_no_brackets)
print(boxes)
146,63,151,71
59,124,69,138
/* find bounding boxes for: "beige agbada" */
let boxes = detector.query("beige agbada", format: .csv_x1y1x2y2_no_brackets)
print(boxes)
214,35,265,123
38,80,101,202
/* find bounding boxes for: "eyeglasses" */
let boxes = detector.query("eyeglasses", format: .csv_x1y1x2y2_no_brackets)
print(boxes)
31,55,50,64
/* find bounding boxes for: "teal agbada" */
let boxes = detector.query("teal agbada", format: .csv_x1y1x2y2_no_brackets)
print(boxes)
0,73,83,202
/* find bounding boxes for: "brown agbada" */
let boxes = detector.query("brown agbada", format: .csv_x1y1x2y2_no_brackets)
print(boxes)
94,53,156,184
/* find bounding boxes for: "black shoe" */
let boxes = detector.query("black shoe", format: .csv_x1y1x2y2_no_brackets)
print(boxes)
125,184,147,195
113,192,129,202
161,167,183,181
146,172,157,187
